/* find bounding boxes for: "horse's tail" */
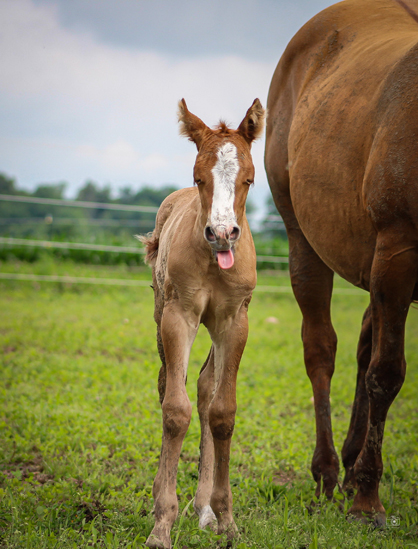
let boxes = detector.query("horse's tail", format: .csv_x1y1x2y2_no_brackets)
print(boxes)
136,232,159,266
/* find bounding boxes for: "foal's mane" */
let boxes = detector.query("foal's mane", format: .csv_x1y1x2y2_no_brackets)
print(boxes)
213,121,234,137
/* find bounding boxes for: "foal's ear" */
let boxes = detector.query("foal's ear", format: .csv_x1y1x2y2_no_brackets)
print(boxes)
178,99,210,150
237,98,266,145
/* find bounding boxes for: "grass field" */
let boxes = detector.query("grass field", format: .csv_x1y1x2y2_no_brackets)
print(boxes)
1,259,418,548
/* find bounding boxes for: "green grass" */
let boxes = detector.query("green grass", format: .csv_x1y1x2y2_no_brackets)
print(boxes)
1,259,418,548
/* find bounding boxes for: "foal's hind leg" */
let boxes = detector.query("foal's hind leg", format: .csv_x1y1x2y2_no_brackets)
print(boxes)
194,347,217,530
150,276,168,505
288,229,339,499
342,305,372,495
146,304,198,549
150,324,168,506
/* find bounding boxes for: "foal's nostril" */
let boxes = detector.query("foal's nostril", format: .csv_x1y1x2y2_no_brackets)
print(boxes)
205,226,217,242
229,227,240,241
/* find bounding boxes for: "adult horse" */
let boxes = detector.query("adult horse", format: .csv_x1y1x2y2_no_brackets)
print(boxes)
143,99,265,548
265,0,418,526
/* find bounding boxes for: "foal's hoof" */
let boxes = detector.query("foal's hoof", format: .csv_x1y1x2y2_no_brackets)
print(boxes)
346,508,386,529
145,528,171,549
145,534,168,549
218,520,238,541
198,505,217,530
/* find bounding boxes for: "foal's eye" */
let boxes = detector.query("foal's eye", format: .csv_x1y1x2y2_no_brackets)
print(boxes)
245,179,254,185
194,178,202,185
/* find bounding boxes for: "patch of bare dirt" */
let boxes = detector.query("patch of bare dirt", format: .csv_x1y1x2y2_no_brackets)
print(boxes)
272,469,296,487
0,450,54,485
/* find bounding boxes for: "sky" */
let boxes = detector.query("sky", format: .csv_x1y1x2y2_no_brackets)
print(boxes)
0,0,336,217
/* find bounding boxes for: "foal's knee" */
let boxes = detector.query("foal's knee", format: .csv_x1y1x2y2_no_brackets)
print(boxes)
162,397,192,439
208,400,236,441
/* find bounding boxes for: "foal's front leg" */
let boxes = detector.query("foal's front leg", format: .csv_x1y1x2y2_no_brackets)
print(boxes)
146,304,198,549
208,304,250,540
195,347,217,529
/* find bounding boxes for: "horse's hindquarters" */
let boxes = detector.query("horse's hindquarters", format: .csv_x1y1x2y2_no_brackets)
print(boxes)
265,0,418,522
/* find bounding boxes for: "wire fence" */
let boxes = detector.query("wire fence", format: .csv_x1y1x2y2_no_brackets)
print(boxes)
0,193,285,226
0,272,365,295
0,237,289,263
0,193,159,213
0,236,289,264
0,193,290,290
0,193,289,264
0,237,145,255
0,217,153,227
0,194,368,295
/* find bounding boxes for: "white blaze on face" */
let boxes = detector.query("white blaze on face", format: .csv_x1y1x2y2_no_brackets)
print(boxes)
210,142,239,230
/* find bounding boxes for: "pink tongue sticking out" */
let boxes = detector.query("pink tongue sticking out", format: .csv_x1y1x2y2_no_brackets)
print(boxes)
217,250,234,269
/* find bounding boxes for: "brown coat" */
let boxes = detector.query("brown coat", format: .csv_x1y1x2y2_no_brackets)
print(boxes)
265,0,418,526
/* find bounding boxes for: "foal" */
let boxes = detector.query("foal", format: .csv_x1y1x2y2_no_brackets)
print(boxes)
142,99,265,549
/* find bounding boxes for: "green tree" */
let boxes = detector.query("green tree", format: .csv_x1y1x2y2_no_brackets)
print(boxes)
76,181,112,203
33,182,66,199
0,173,18,195
130,185,178,207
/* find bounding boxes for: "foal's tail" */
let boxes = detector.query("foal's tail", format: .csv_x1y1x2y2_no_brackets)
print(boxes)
136,232,159,266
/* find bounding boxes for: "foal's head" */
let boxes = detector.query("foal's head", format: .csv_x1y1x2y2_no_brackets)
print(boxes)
178,99,265,269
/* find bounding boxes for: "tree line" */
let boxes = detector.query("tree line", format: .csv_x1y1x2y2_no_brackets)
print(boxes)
0,172,176,228
0,172,287,266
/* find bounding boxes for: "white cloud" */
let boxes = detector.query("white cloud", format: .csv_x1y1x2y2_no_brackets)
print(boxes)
0,0,276,212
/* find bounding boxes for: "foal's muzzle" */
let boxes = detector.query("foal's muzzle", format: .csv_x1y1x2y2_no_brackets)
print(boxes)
204,224,241,250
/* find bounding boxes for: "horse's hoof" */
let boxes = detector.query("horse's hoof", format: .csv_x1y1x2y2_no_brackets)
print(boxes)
198,505,217,530
346,509,386,529
342,484,355,498
373,512,387,529
145,533,170,549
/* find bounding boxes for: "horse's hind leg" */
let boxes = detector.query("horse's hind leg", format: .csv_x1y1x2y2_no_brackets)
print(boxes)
348,236,417,526
194,347,217,529
342,304,372,495
287,228,339,499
